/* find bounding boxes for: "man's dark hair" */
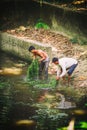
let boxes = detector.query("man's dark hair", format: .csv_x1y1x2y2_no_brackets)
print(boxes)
52,57,58,63
28,46,35,52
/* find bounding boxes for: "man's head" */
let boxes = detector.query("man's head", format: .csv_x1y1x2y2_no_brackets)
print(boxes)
28,46,35,52
52,57,59,64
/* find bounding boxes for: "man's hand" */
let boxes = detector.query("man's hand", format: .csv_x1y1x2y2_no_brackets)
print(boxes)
56,76,60,80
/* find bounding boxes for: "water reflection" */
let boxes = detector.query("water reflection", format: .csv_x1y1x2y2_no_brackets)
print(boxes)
0,78,11,130
0,67,22,75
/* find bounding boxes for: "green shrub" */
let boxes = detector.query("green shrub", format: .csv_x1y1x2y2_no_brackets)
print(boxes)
27,59,39,80
69,37,78,44
35,19,50,29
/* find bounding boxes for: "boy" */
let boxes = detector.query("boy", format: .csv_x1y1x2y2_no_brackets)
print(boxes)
52,57,78,84
28,46,50,80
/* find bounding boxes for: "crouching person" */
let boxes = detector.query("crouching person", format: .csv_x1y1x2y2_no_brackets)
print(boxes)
52,57,78,86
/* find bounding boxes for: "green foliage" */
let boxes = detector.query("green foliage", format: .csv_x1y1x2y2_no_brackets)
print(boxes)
34,78,58,88
79,40,87,45
35,19,50,29
76,95,87,108
32,108,68,130
70,37,87,45
79,122,87,129
57,127,67,130
0,80,11,124
27,59,39,80
36,108,68,120
27,59,58,89
75,121,87,129
0,82,9,89
0,82,5,89
70,37,78,44
85,103,87,106
27,77,58,89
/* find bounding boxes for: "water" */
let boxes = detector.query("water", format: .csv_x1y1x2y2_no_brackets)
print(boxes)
0,51,87,130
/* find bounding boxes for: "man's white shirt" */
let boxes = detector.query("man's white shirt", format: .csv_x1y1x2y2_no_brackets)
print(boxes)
57,57,78,78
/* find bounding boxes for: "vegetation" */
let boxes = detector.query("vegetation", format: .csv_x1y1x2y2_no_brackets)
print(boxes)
70,37,87,45
0,82,6,89
27,59,39,80
0,81,10,89
27,58,58,89
35,19,50,29
76,95,87,108
27,77,58,89
0,80,11,124
32,108,68,130
75,121,87,129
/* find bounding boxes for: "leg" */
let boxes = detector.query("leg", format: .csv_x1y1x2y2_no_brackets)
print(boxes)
39,61,45,79
68,75,71,87
67,64,78,86
62,76,66,84
44,60,49,80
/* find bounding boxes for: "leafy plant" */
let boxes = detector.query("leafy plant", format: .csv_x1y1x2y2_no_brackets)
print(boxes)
32,108,68,130
79,39,87,45
0,81,10,89
70,37,87,45
79,121,87,129
75,121,87,129
35,19,50,29
27,77,58,89
69,37,78,44
27,59,39,80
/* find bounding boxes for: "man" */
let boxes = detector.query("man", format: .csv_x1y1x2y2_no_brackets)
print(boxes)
52,57,78,84
28,46,50,80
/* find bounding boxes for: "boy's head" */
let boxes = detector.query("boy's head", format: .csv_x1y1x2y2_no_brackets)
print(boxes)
28,46,35,52
52,57,59,64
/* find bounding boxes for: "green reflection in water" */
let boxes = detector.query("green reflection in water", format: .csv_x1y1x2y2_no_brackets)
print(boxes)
32,108,68,130
85,103,87,106
0,79,11,124
75,121,87,129
57,127,67,130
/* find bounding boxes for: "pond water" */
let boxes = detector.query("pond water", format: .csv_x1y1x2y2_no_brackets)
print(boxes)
0,51,87,130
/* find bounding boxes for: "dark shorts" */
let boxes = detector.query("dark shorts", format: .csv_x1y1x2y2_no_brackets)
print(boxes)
67,63,78,76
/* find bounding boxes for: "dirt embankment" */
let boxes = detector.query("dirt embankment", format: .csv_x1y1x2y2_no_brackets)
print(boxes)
6,26,87,93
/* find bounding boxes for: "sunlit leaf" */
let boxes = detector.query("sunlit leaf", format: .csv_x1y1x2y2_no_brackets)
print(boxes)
79,121,87,129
